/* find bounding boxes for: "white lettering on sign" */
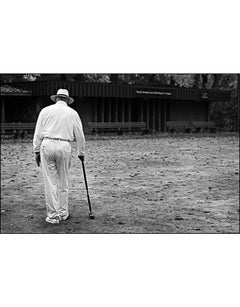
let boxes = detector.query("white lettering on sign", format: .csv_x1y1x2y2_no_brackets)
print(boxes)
201,93,209,99
136,90,172,96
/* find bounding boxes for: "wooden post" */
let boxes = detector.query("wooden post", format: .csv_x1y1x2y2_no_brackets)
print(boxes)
1,97,5,123
36,98,41,122
101,98,104,122
128,99,132,131
152,100,156,132
122,99,125,122
115,98,118,122
109,98,112,122
146,99,150,130
94,98,98,122
163,101,167,132
128,99,131,122
140,100,144,122
157,101,161,131
207,101,211,121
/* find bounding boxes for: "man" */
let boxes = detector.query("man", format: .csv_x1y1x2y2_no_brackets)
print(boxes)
33,89,85,224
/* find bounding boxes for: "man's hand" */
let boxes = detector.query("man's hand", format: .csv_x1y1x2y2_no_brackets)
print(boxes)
78,155,84,162
35,152,41,167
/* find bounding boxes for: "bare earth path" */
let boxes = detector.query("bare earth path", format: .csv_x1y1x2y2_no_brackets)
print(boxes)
1,133,239,233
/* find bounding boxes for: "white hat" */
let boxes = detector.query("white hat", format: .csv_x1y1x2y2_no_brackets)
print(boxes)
50,89,74,104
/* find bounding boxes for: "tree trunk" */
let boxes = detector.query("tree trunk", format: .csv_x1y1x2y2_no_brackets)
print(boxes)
212,74,222,89
193,74,200,88
110,74,119,83
202,74,208,89
148,74,158,84
210,74,223,123
170,76,175,86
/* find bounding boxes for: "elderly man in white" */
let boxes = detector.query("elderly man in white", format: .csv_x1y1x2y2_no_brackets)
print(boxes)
33,89,85,224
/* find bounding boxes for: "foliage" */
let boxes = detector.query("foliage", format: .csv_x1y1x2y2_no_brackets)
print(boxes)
208,74,238,131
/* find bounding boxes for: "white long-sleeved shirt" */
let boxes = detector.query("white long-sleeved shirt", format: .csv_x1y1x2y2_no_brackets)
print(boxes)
33,101,85,155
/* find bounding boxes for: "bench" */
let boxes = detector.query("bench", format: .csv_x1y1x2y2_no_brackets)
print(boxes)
167,121,216,133
88,122,148,134
192,121,216,133
166,121,193,133
1,123,36,138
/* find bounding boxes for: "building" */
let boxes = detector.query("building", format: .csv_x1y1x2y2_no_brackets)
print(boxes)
1,81,231,133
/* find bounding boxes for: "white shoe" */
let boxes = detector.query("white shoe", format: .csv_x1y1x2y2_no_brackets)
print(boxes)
46,217,60,224
60,214,69,221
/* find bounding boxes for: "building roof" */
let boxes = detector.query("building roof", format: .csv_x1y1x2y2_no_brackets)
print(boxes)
4,81,231,102
0,85,32,96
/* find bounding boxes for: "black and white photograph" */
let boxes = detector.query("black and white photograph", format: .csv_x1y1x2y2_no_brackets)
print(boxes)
1,1,240,307
1,73,239,233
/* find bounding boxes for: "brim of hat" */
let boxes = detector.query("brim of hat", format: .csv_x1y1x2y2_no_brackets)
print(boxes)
50,94,74,104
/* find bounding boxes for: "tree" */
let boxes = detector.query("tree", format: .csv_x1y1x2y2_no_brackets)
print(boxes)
1,74,33,83
168,74,195,88
193,74,201,88
208,74,238,131
212,74,221,89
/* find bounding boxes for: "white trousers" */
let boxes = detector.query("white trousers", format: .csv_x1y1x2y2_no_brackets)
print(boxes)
40,139,71,219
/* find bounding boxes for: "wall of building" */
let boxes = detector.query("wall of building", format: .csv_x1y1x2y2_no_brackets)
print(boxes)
1,95,211,133
170,101,208,122
2,96,37,123
74,97,93,133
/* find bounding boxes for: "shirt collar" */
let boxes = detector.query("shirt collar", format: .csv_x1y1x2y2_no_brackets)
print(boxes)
56,100,67,106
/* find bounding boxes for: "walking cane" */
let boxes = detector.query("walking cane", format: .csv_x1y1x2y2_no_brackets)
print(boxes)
80,157,95,219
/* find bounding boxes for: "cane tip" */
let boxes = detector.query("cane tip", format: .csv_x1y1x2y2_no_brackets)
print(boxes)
89,213,95,219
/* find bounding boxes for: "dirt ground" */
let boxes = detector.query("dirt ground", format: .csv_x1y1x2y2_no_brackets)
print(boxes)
1,133,239,234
